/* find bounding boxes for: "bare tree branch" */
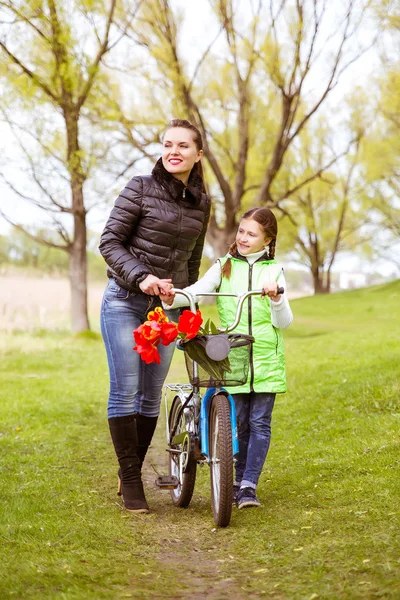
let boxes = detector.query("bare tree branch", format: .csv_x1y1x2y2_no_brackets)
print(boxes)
76,0,117,111
0,210,70,250
0,2,50,41
0,40,59,102
276,146,352,203
0,111,74,213
0,173,70,215
188,26,224,93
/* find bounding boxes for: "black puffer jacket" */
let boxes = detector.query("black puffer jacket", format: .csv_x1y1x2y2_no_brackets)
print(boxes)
99,159,211,292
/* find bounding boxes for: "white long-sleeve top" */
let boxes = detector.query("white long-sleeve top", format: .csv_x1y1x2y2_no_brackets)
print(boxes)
163,250,293,330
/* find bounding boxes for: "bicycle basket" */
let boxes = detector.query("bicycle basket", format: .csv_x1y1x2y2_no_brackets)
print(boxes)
182,333,254,388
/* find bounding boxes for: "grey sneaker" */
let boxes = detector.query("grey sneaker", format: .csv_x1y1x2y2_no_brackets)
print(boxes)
232,485,240,505
237,487,261,509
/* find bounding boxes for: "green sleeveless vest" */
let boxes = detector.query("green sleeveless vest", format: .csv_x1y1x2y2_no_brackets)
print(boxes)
217,256,286,394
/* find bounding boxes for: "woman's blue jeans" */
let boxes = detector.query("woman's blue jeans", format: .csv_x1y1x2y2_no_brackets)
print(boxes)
233,392,276,489
100,278,180,419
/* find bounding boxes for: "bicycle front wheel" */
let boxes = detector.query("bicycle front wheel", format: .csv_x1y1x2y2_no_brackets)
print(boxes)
209,393,233,527
168,396,197,508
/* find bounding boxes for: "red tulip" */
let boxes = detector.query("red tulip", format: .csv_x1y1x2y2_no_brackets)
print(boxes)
139,321,162,343
177,309,203,340
133,339,161,364
160,322,179,345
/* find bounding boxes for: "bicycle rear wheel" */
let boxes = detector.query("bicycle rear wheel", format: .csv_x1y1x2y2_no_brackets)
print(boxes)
209,393,233,527
168,396,197,508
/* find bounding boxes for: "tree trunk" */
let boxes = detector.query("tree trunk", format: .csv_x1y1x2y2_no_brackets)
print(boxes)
207,217,236,259
326,269,332,294
69,209,89,332
65,111,90,332
312,267,330,294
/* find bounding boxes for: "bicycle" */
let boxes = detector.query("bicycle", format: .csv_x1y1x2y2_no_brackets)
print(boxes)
156,286,283,527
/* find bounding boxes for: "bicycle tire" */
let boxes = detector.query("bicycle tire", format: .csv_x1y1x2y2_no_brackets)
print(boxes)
168,396,197,508
209,393,233,527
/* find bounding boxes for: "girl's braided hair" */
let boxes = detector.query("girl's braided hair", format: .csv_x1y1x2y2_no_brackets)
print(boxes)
221,207,278,279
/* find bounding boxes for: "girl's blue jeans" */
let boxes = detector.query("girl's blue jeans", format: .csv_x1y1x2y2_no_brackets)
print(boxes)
100,278,180,418
233,392,276,489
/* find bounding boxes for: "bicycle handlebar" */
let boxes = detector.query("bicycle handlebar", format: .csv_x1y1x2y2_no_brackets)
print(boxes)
171,287,284,333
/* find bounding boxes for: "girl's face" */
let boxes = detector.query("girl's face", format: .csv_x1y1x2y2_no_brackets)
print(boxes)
162,127,203,182
236,218,271,255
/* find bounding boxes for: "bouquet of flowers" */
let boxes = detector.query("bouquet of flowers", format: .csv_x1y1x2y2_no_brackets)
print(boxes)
133,306,203,364
133,307,233,381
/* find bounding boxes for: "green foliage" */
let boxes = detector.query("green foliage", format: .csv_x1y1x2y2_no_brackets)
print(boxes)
0,281,399,598
276,118,365,291
3,229,69,271
361,64,400,238
0,235,11,265
0,0,127,332
373,0,400,30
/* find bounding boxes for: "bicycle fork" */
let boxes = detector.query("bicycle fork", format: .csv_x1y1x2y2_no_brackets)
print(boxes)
200,387,239,461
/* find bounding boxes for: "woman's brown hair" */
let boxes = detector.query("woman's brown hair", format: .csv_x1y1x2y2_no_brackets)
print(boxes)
163,119,207,193
221,207,278,279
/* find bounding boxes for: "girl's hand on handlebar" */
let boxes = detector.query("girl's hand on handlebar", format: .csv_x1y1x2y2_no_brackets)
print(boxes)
139,275,173,296
262,282,281,302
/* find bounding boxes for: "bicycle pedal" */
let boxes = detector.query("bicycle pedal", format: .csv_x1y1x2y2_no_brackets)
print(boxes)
155,475,179,489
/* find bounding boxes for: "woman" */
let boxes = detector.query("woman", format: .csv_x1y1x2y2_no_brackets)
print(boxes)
99,119,210,513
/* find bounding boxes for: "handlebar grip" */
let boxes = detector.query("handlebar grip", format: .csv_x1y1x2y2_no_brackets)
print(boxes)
277,286,284,295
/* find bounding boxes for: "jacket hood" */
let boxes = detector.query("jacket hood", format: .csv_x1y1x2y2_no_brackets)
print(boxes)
152,158,204,204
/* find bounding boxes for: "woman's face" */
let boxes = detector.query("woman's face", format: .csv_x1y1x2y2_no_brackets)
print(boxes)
236,218,271,255
162,127,203,182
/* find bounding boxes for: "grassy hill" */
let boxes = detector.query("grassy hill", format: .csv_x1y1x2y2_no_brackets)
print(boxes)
0,281,399,599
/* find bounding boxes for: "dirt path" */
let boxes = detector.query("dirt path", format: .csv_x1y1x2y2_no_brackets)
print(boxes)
136,431,275,600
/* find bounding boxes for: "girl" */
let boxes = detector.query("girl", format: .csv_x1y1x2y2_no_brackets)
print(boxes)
100,119,210,513
162,208,293,509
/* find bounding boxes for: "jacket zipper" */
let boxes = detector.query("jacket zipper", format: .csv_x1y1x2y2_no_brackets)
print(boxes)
248,263,255,392
273,326,279,354
168,201,182,273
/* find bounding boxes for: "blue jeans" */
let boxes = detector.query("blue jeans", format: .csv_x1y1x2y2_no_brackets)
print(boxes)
233,392,276,489
100,278,180,418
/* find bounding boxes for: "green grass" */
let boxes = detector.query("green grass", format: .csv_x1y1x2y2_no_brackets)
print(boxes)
1,281,399,599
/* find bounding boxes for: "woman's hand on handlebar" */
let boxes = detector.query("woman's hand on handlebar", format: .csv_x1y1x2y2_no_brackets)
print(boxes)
262,281,282,302
159,288,175,304
139,275,173,296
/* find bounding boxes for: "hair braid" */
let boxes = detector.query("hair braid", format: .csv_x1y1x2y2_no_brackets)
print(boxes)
268,238,276,260
221,241,237,279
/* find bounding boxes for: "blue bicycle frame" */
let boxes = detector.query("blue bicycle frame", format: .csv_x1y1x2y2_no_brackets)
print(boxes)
163,382,239,462
200,387,239,458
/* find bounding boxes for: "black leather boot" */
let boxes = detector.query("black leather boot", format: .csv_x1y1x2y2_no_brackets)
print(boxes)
108,415,149,513
135,414,158,468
